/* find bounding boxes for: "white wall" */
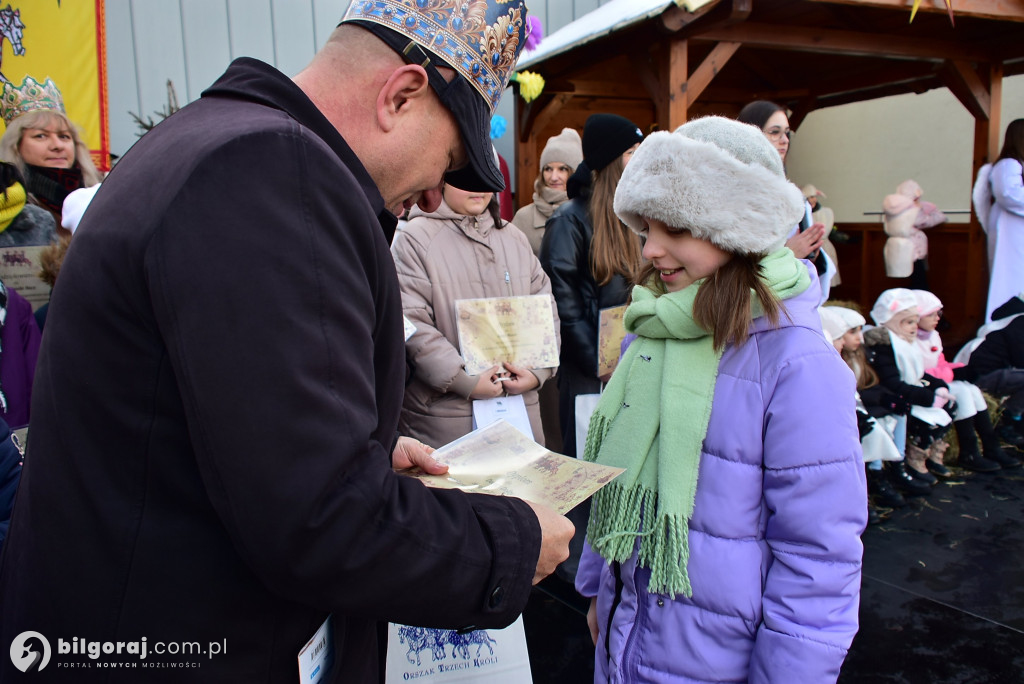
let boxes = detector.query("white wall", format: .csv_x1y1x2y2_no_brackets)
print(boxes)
787,75,1024,224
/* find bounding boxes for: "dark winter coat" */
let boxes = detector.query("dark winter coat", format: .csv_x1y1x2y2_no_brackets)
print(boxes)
0,58,541,683
865,327,944,408
966,295,1024,378
539,196,631,456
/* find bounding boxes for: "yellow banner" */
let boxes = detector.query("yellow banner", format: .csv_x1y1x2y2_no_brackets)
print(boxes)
0,1,109,170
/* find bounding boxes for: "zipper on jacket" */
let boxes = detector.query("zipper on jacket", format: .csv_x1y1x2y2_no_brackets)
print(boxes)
504,270,512,296
619,562,647,681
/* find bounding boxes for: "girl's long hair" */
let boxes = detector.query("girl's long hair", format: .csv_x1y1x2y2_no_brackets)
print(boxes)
589,158,641,285
841,345,880,390
635,251,784,352
997,118,1024,165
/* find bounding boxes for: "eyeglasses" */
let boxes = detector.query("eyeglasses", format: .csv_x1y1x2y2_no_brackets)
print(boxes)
764,127,792,141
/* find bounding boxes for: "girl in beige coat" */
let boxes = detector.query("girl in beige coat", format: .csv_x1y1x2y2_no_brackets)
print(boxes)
511,128,583,256
392,183,560,448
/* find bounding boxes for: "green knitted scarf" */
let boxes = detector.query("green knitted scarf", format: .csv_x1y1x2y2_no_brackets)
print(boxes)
583,248,811,597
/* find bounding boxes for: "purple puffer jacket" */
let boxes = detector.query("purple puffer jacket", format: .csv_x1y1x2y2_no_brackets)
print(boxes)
577,268,866,683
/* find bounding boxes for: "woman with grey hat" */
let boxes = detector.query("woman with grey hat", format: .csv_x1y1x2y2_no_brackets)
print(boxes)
512,127,583,256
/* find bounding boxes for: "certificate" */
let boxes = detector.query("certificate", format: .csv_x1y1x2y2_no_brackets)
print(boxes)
404,420,624,515
0,245,51,311
597,304,628,377
455,295,558,375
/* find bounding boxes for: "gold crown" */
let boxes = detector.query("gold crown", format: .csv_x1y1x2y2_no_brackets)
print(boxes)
0,75,65,126
342,0,529,113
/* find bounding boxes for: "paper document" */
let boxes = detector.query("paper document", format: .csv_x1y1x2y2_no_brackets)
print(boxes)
455,295,558,375
596,304,628,377
404,420,623,514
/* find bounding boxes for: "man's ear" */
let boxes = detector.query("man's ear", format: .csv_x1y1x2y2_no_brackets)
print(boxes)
376,64,432,133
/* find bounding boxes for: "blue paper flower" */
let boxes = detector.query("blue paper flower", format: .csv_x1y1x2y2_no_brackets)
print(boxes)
490,115,507,140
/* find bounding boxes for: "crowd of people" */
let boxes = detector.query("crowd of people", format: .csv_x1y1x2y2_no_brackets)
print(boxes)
0,0,1020,681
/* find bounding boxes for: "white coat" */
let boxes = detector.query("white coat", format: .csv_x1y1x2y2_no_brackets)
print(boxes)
983,158,1024,321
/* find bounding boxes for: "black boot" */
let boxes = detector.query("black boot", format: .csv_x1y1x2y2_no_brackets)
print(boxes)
958,448,1001,473
976,410,1023,469
867,466,906,508
887,461,931,496
954,418,1001,472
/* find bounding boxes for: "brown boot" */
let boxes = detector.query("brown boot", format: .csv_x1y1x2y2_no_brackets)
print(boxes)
906,444,938,485
926,439,952,478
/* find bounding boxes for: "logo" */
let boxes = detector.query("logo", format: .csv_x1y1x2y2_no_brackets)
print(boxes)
10,631,51,673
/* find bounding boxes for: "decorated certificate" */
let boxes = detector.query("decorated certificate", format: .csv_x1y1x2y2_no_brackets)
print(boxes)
404,420,624,514
597,304,628,377
455,295,559,375
0,245,51,311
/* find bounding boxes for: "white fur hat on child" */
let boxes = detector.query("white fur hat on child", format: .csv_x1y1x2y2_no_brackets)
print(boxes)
871,288,919,325
825,306,866,334
913,289,942,316
819,307,847,342
613,116,805,255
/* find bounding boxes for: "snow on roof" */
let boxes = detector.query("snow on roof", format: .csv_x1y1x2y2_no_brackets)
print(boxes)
518,0,674,69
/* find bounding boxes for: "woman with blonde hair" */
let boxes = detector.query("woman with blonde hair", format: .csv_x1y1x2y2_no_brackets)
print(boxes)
511,127,583,255
0,76,101,224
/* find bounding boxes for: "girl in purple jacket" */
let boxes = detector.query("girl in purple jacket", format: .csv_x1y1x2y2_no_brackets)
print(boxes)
576,117,866,683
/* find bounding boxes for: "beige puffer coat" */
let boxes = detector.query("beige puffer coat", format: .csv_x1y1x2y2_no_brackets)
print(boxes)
392,199,560,448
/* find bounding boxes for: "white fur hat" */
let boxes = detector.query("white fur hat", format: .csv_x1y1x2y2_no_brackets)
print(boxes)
818,307,847,341
61,183,101,234
913,289,943,316
613,116,805,255
825,305,866,333
871,288,919,325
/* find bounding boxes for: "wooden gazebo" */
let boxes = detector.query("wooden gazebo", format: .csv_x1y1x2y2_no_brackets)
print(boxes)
514,0,1024,346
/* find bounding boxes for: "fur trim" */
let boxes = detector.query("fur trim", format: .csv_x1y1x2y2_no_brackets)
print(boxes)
864,326,891,347
972,163,993,233
613,124,805,255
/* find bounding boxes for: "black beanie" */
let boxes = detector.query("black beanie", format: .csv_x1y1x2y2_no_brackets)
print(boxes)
582,114,644,173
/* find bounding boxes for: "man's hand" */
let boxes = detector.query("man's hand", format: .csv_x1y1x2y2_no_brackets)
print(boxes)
501,362,540,396
392,436,448,474
469,365,505,399
523,500,573,585
785,222,826,259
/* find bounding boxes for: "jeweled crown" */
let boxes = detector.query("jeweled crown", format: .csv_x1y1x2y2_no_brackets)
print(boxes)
0,75,65,126
342,0,530,113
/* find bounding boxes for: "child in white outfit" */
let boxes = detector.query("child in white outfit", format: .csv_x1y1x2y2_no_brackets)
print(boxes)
913,290,1019,471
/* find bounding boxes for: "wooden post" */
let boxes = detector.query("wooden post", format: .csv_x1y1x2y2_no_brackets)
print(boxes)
965,62,1003,324
667,39,688,129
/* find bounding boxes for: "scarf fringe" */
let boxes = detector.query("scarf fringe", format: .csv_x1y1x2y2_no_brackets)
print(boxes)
588,482,692,598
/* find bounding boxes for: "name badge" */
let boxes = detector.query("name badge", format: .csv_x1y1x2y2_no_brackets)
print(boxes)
297,615,334,683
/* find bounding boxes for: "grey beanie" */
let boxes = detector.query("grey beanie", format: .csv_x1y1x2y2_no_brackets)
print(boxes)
539,128,583,174
613,116,805,255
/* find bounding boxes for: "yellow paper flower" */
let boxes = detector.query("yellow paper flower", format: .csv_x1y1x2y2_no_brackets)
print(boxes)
514,71,545,103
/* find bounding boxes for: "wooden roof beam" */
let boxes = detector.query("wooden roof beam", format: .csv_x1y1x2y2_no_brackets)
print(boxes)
662,0,751,32
804,0,1024,23
940,60,991,120
694,22,991,62
685,41,741,107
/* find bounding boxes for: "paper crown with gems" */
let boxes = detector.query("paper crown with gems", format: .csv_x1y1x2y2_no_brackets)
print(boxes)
341,0,530,113
0,75,66,126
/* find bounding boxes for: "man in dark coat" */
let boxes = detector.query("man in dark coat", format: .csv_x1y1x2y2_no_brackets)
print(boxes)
0,4,572,682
